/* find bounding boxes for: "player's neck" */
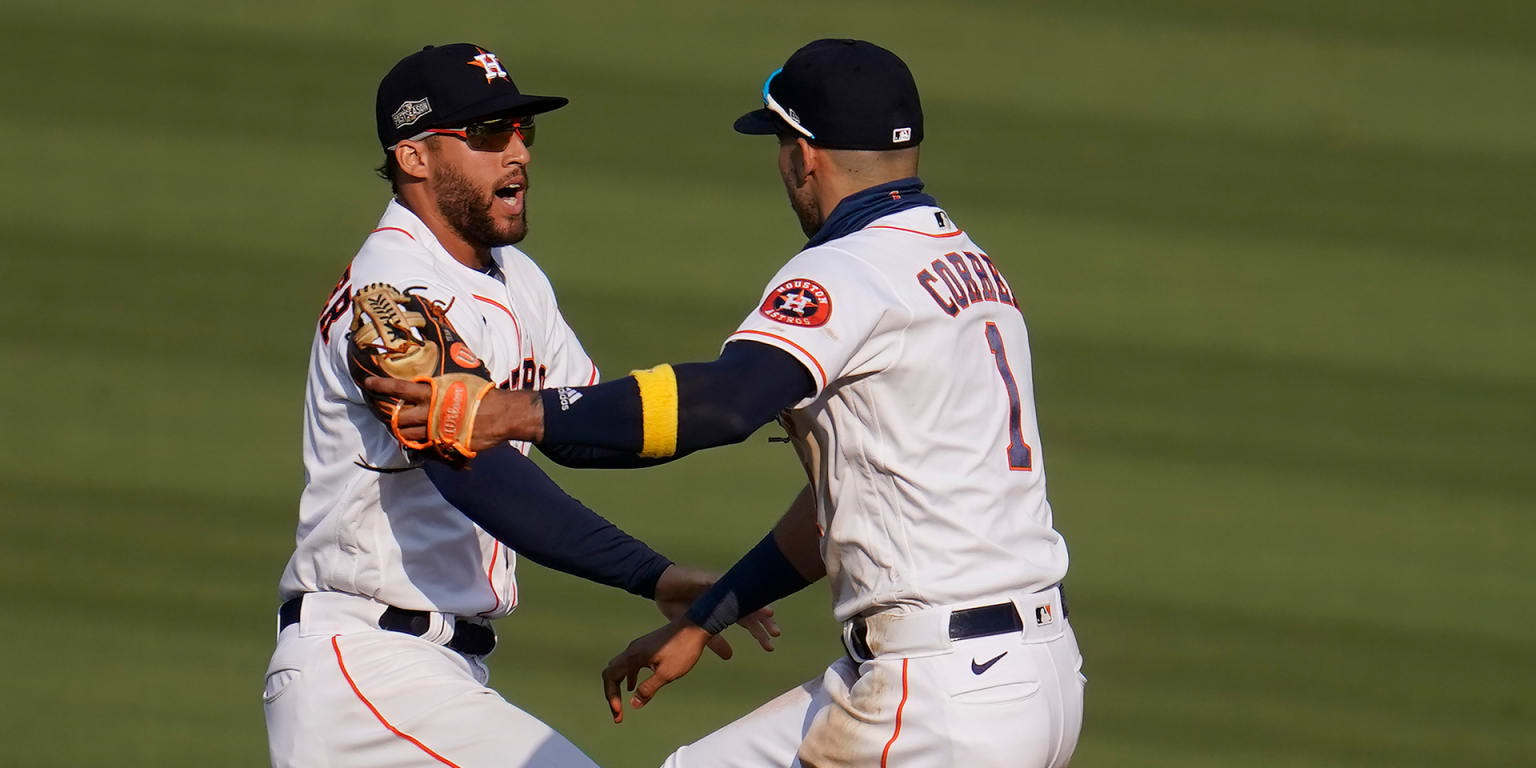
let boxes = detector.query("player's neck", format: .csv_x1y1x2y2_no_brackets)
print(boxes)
815,171,913,223
435,232,494,272
395,195,495,270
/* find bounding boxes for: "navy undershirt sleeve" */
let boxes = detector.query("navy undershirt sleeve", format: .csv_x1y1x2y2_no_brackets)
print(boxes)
422,444,673,598
535,442,670,469
538,377,644,456
674,341,814,454
684,533,813,634
539,341,814,460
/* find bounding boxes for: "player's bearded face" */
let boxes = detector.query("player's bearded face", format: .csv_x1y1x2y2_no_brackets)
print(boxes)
430,155,528,248
779,137,822,237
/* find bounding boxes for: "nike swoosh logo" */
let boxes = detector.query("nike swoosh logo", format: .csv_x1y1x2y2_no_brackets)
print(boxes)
971,652,1007,675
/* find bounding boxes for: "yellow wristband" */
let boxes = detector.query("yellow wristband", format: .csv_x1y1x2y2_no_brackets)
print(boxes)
631,364,679,458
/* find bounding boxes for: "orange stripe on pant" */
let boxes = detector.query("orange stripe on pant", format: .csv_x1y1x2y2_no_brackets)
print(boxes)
880,658,910,767
331,635,463,768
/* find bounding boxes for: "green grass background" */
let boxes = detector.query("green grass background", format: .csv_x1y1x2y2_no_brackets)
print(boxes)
2,0,1533,765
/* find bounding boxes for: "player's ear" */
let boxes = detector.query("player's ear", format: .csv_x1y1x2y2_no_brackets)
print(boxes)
395,141,431,183
791,137,815,185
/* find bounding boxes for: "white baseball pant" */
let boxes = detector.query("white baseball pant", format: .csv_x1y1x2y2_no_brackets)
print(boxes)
263,592,599,768
664,590,1084,768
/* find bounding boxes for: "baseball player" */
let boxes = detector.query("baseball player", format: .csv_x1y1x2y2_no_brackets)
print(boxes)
370,38,1084,767
266,43,776,768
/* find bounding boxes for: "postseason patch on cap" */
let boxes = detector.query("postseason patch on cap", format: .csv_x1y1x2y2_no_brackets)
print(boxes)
759,279,832,327
392,98,432,129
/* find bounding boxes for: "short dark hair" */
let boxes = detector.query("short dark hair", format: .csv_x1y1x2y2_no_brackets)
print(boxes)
376,151,402,194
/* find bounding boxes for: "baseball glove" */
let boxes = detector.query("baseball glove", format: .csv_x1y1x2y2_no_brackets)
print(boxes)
346,283,495,465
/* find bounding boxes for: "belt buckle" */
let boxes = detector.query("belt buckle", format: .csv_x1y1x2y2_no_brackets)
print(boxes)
841,618,873,661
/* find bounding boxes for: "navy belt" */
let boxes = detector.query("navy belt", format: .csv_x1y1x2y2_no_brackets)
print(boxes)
279,595,496,657
846,584,1068,660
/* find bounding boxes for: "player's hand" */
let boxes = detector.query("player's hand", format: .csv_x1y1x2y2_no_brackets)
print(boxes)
601,616,713,723
362,377,543,448
651,565,781,657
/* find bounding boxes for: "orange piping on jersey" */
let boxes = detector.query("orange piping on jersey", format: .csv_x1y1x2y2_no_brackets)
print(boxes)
472,294,524,359
508,555,519,609
880,658,910,767
868,225,965,239
484,545,502,615
587,363,599,386
728,330,827,390
370,226,417,240
332,635,463,768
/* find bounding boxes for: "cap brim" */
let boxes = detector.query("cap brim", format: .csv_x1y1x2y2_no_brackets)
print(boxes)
440,93,569,126
733,107,789,135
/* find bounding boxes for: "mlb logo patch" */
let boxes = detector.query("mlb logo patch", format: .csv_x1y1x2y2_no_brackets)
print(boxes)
1035,604,1054,626
892,127,912,143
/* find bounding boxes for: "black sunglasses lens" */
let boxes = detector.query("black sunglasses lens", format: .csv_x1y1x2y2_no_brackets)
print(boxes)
465,119,535,150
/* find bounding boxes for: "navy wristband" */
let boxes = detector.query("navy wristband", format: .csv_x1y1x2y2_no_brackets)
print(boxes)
685,532,812,634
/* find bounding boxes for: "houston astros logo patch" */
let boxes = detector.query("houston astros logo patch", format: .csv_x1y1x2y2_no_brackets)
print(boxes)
760,279,832,327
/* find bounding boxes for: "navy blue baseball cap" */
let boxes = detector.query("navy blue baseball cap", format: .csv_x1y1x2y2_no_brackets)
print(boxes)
376,43,568,149
734,39,923,151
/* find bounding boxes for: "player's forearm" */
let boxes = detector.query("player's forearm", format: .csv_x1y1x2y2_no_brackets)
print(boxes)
474,389,547,443
423,444,672,598
773,485,827,582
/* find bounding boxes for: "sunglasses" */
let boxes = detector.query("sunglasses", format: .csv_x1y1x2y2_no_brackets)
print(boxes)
390,116,536,151
762,68,815,140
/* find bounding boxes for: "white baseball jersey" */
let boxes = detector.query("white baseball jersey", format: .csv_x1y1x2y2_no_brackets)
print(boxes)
726,205,1069,622
279,199,600,618
668,203,1083,768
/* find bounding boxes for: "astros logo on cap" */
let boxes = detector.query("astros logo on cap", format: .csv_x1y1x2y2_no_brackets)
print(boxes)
469,51,509,82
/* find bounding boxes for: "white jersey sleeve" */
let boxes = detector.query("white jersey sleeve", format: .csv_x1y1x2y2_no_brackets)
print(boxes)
725,245,913,407
313,233,495,470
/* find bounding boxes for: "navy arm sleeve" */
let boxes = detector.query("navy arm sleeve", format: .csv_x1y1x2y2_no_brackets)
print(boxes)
422,444,673,598
535,442,672,469
684,533,813,634
539,340,814,459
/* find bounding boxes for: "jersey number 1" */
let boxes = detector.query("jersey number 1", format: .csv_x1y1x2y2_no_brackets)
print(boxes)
985,322,1033,471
